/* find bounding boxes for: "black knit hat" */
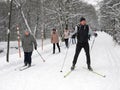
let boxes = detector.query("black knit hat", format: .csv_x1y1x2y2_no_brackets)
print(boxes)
80,17,86,22
52,28,56,31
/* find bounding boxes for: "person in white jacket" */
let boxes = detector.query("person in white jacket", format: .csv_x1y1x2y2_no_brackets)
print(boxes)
63,28,70,48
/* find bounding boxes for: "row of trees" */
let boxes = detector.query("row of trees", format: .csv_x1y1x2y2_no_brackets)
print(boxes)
0,0,98,41
99,0,120,44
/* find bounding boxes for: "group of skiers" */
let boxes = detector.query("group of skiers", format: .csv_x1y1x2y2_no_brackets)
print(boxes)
21,17,97,71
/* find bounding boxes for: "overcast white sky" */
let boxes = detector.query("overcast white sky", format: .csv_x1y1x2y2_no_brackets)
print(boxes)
83,0,102,5
83,0,103,9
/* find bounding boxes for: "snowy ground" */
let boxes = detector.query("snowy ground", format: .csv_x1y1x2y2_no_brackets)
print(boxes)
0,31,120,90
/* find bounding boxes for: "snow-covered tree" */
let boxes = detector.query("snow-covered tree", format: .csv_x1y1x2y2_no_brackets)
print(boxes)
0,0,98,41
99,0,120,43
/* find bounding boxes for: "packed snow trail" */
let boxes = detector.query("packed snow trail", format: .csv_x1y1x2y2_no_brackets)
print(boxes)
0,31,120,90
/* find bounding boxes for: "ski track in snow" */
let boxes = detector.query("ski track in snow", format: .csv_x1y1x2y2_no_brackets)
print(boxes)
0,31,120,90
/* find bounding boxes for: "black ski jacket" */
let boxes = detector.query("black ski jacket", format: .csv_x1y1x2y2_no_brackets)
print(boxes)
76,25,89,43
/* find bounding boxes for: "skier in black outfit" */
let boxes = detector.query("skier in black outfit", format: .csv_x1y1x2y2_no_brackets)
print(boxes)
71,17,93,71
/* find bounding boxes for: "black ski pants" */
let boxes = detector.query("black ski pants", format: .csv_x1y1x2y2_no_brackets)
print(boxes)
53,43,60,53
64,38,69,48
24,52,33,66
72,42,91,67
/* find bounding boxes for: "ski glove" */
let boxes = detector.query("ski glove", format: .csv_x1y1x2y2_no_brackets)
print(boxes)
88,35,91,40
94,33,98,37
35,46,37,50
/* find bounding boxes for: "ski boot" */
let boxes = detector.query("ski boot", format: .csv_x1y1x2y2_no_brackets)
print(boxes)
23,63,27,67
28,64,31,67
71,65,75,71
88,66,93,71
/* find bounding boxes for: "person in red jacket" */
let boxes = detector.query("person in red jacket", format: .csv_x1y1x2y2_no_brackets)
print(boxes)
51,28,61,54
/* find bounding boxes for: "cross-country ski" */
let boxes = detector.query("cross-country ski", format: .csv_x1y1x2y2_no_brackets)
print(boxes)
15,65,35,71
82,67,106,78
19,65,35,71
64,70,73,78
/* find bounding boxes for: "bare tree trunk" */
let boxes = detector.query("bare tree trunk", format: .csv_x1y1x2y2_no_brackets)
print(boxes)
14,0,32,33
21,10,32,33
16,25,21,58
34,0,39,37
41,0,45,50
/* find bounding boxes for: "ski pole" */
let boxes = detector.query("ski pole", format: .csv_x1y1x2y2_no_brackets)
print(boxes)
60,48,69,72
90,36,96,51
36,50,45,62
